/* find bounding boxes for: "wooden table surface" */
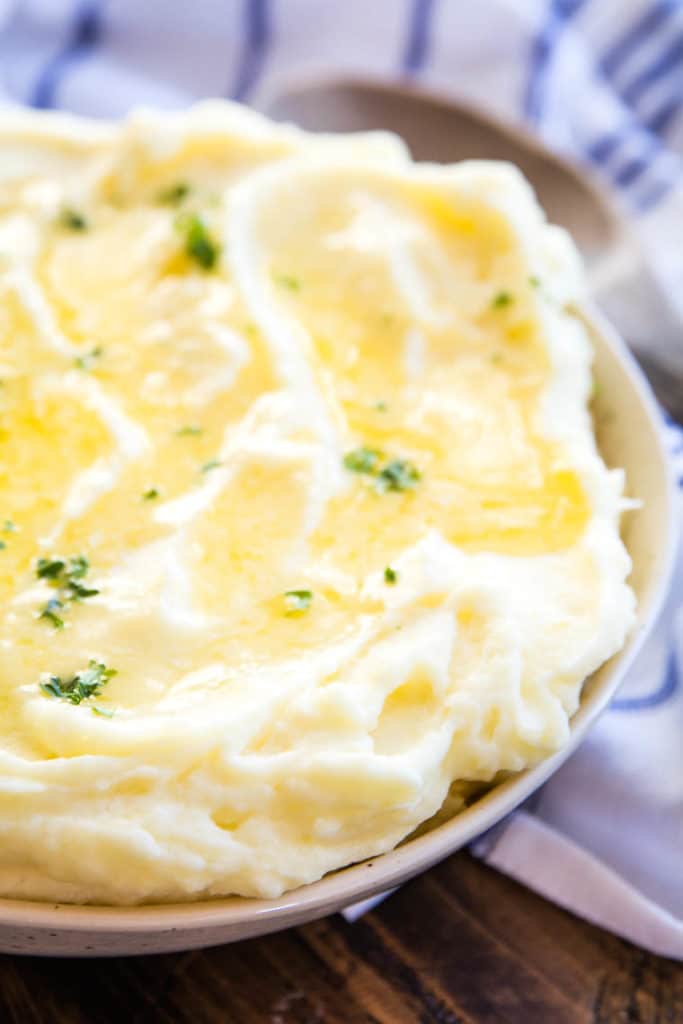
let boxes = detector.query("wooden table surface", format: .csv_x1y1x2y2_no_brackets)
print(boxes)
0,851,680,1024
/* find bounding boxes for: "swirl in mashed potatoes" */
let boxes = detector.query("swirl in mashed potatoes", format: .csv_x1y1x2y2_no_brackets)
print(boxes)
0,102,634,903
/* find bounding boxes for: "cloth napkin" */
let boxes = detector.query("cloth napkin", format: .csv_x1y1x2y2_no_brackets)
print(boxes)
0,0,681,958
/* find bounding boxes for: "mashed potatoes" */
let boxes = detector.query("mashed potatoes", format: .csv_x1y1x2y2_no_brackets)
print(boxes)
0,102,634,904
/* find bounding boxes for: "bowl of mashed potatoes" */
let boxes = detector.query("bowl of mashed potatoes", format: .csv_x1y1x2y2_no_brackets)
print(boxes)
0,102,674,955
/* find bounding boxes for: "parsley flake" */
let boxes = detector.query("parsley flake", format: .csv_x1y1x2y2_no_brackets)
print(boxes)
142,488,160,501
201,458,222,474
36,554,99,627
36,557,66,581
157,182,190,206
0,540,6,551
59,208,88,232
374,401,388,412
283,589,313,615
176,212,220,270
273,273,301,292
40,660,117,706
384,566,398,584
376,459,421,493
74,346,103,371
529,275,541,289
176,425,203,437
3,520,16,533
491,291,514,310
343,447,381,475
343,448,421,493
39,598,64,631
92,705,115,718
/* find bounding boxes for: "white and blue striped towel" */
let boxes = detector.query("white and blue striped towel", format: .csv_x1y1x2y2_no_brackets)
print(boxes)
0,0,681,959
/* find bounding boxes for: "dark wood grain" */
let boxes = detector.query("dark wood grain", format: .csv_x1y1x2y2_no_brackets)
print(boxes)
0,852,680,1024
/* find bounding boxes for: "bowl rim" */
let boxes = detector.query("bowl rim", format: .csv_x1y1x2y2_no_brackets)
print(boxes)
0,302,676,938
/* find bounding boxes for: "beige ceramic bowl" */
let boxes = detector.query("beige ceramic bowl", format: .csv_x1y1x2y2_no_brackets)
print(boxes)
0,304,676,957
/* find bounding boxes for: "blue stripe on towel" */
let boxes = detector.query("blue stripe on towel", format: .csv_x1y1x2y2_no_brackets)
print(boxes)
600,0,677,77
229,0,271,102
30,0,102,110
401,0,437,74
524,0,587,122
621,30,683,106
646,94,682,135
585,129,629,163
584,125,677,207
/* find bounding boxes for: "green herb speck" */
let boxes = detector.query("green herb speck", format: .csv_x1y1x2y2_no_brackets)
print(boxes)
40,660,117,706
491,291,514,310
201,459,222,474
92,705,115,718
283,589,313,615
176,212,220,271
343,447,381,475
74,346,103,371
384,566,397,584
176,425,203,437
36,554,98,627
59,208,88,232
375,458,421,493
273,273,301,292
142,488,160,501
39,598,64,631
157,182,190,206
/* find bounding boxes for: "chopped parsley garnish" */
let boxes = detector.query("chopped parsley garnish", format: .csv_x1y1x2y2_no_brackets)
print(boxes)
176,425,203,437
59,208,88,232
36,554,99,628
343,447,381,475
374,401,388,412
283,589,313,614
36,557,67,581
157,182,190,206
343,448,421,493
376,459,421,493
39,598,64,631
40,660,117,706
384,566,398,584
491,291,514,309
273,273,301,292
142,488,160,501
201,458,222,474
92,705,115,718
176,212,220,271
0,520,12,550
529,275,541,289
74,346,103,371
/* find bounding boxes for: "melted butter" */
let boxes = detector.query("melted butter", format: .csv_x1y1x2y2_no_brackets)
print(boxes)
0,123,588,709
0,104,637,906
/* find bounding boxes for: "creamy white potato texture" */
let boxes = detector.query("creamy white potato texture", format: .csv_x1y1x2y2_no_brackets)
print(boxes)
0,102,635,904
